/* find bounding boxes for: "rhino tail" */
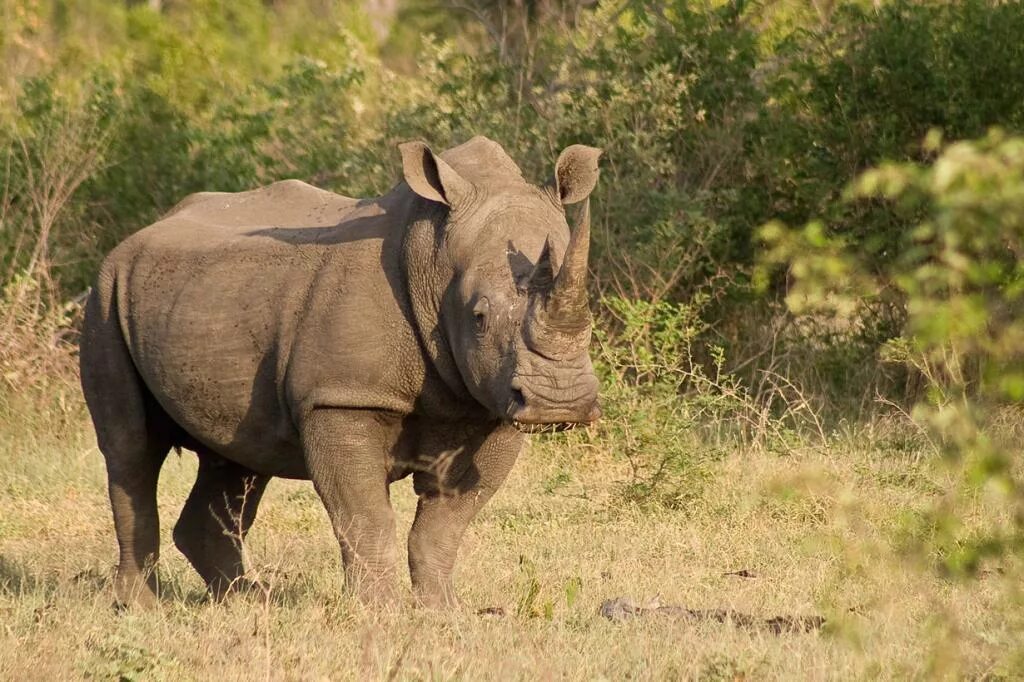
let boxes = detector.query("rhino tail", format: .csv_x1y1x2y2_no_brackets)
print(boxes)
80,268,154,456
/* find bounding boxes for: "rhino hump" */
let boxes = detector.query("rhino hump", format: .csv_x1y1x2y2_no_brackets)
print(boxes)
162,179,360,230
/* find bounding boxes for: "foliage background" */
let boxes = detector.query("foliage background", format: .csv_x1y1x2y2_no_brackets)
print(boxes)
2,0,1024,677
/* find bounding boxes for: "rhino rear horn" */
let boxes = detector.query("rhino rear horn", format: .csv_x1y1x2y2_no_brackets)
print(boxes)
526,237,555,293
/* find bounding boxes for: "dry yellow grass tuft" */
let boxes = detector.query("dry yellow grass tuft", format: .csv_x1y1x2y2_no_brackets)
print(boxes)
1,409,1022,680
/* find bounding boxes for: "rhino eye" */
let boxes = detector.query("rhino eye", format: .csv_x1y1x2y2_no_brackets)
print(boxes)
473,297,490,333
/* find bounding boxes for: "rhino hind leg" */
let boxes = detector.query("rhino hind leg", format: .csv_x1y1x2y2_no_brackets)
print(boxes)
80,289,173,608
173,451,269,600
103,438,171,609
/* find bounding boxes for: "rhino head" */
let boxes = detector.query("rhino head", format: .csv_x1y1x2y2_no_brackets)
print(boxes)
399,137,602,431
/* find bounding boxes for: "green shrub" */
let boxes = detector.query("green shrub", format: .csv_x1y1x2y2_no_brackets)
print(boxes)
762,130,1024,573
752,0,1024,263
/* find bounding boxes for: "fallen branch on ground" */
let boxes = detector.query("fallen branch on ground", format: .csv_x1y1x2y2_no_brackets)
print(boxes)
599,596,825,634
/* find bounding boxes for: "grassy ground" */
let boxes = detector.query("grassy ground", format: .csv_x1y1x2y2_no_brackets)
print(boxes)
1,409,1021,680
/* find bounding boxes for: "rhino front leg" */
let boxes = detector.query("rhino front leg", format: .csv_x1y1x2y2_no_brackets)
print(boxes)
302,408,399,606
408,423,523,608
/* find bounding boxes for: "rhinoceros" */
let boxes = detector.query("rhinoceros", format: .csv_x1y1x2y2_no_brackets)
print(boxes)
79,136,602,608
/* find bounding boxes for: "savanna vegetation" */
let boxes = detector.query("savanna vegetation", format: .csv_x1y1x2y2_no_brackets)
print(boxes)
2,0,1024,678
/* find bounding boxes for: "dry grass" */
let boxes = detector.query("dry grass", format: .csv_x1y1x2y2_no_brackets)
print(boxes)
1,408,1022,681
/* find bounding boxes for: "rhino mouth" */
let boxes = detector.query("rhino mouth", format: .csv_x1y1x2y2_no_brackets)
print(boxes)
510,420,579,434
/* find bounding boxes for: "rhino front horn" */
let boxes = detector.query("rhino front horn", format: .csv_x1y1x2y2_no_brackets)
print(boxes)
525,199,593,358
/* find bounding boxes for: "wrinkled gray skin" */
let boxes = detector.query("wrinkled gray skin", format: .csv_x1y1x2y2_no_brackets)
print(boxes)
79,136,602,608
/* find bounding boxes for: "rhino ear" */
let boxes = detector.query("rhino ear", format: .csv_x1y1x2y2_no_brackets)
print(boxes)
399,141,472,207
554,144,602,205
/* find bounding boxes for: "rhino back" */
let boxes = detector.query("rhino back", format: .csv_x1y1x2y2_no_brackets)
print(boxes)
107,180,427,476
